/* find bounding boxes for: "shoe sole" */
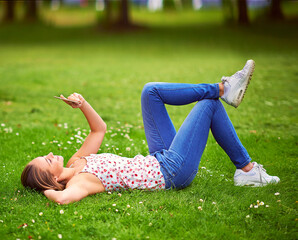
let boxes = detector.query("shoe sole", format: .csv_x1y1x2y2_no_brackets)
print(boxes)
234,181,265,187
234,179,279,187
233,60,255,108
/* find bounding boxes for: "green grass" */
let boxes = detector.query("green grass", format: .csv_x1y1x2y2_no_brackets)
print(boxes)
0,7,297,240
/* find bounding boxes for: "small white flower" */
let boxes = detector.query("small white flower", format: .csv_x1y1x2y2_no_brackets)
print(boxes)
79,215,83,219
60,210,64,214
250,204,253,208
38,236,42,239
112,238,117,240
1,123,5,127
115,209,119,212
112,204,116,206
32,219,35,223
198,206,202,211
257,200,260,204
260,202,264,206
254,205,258,208
126,147,131,151
39,212,43,216
58,234,62,239
148,222,152,226
127,205,130,208
0,220,3,223
139,201,143,204
277,200,281,202
266,205,269,208
108,192,112,195
199,199,204,203
201,167,206,169
105,144,109,147
212,202,216,205
16,133,19,136
70,137,74,140
246,215,250,218
58,144,61,147
118,193,122,197
74,211,78,215
32,142,35,144
274,192,280,196
127,213,130,216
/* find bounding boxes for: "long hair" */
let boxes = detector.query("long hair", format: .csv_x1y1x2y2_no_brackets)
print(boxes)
21,164,66,192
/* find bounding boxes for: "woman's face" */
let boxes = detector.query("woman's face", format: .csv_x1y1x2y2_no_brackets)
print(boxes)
31,152,64,180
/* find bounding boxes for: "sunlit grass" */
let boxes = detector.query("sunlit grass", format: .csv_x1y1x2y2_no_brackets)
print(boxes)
0,8,297,240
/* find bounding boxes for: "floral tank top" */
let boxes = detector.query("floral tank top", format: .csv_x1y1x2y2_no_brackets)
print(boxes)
81,153,166,191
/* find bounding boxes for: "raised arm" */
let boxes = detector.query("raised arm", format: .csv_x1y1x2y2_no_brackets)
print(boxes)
59,93,107,167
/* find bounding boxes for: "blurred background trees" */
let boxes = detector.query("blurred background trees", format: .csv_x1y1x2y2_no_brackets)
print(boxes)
0,0,294,27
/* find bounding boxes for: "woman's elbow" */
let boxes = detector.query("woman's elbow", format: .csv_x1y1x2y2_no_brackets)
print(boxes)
56,196,71,205
102,122,107,132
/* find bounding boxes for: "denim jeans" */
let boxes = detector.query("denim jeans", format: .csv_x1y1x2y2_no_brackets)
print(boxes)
141,82,251,189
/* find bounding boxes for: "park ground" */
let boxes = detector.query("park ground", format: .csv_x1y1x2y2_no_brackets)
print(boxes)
0,5,297,240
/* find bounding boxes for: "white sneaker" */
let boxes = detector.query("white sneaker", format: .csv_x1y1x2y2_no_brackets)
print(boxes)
234,162,280,187
221,59,255,108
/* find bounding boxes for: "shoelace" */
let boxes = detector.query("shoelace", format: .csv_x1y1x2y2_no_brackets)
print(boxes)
221,76,231,86
221,70,244,84
254,164,267,184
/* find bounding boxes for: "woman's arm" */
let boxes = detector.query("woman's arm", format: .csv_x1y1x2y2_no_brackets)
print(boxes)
44,173,104,204
44,185,89,205
60,93,107,167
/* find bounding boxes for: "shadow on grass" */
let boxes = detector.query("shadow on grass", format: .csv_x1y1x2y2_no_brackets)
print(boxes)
0,19,297,51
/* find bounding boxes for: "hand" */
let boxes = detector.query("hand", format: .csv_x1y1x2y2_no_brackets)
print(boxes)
60,93,85,108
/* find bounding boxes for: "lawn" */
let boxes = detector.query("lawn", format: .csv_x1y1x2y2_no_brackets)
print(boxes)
0,6,297,240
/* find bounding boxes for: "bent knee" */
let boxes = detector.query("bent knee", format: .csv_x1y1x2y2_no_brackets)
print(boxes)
141,82,159,101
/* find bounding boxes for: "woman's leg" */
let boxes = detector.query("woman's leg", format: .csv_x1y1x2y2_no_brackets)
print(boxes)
141,82,219,154
159,99,251,189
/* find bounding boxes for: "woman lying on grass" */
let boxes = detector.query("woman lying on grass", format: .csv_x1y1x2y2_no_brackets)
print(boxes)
21,60,280,204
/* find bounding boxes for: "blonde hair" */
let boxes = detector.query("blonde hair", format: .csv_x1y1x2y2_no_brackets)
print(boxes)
21,164,66,192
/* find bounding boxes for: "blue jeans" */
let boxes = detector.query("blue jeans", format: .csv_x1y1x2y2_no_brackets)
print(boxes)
141,82,251,189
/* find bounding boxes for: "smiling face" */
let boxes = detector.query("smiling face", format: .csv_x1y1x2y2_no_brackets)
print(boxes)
31,152,64,180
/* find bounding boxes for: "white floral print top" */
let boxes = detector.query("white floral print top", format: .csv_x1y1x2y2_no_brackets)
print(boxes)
81,153,166,191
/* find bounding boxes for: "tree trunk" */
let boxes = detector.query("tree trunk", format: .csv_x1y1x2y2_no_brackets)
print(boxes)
270,0,284,20
237,0,249,25
3,0,15,22
118,0,131,27
25,0,38,22
104,0,112,25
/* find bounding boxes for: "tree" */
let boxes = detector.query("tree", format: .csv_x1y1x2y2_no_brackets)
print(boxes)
100,0,133,29
237,0,249,25
25,0,39,22
117,0,131,27
270,0,284,20
3,0,15,22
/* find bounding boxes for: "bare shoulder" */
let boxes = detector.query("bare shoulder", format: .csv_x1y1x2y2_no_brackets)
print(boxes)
66,156,81,168
66,173,105,194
